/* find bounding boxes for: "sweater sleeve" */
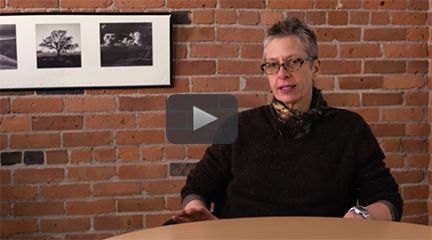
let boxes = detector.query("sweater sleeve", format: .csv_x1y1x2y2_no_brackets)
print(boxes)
181,143,232,209
354,119,403,221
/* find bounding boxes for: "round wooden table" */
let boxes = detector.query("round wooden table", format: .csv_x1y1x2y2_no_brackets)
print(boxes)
106,217,431,240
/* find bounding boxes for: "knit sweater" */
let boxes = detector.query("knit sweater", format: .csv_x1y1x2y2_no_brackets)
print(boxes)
181,105,403,220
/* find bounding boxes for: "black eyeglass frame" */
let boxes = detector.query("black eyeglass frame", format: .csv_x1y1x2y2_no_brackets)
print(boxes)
260,56,317,75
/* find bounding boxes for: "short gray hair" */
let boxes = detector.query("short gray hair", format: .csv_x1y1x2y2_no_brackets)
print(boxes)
264,17,318,60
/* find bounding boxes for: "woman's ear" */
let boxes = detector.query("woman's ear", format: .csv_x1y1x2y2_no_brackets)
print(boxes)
312,59,321,75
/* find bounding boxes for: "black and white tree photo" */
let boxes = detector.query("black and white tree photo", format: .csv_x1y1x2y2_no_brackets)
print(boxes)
0,24,18,70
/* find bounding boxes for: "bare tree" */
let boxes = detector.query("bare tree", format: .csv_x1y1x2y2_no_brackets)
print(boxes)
39,30,78,56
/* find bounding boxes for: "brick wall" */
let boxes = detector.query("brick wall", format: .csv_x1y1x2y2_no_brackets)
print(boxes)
0,0,431,239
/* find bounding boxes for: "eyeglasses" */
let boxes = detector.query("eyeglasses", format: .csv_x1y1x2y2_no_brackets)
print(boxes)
260,57,315,75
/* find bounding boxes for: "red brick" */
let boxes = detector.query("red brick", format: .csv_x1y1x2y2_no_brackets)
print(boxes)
371,12,390,25
402,185,429,199
267,0,313,9
142,146,164,161
145,213,173,228
323,93,360,107
363,0,406,10
406,123,429,137
192,77,239,92
41,218,90,233
364,28,406,41
11,133,60,149
320,60,361,74
174,60,216,75
118,164,167,179
0,220,38,238
70,148,92,164
241,44,263,59
0,169,11,184
61,0,112,8
118,146,140,161
137,113,166,128
217,28,264,42
192,10,214,24
14,202,64,216
94,215,143,230
115,0,164,8
220,0,264,8
403,201,428,216
401,139,427,152
85,114,135,129
370,123,405,137
407,60,428,74
94,182,141,196
190,43,238,58
86,88,137,95
405,92,428,106
218,60,262,74
339,76,383,89
316,28,361,42
46,150,68,164
407,27,429,41
1,202,11,216
166,145,185,160
392,170,425,184
64,131,112,147
32,115,82,131
167,0,216,8
307,11,326,25
118,197,165,212
174,27,214,42
119,96,166,111
406,154,429,168
7,0,58,8
65,233,115,239
94,147,116,162
408,0,429,10
174,43,187,59
1,186,37,201
340,44,381,58
382,108,425,121
391,12,428,25
41,184,90,199
381,138,401,152
187,145,208,159
68,166,116,181
364,61,405,74
66,199,115,215
318,44,337,58
235,93,268,108
260,11,284,26
402,215,429,225
350,11,369,25
362,93,403,106
0,0,4,8
382,75,425,89
350,108,379,122
328,11,348,25
15,168,64,184
215,10,237,24
12,98,63,113
138,78,189,94
0,135,8,150
0,115,29,132
166,196,182,210
0,98,10,114
238,11,259,25
384,155,405,168
243,76,271,92
65,96,116,112
384,43,428,58
115,130,164,145
143,179,186,194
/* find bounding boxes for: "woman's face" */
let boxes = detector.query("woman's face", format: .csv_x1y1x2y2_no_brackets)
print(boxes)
264,36,320,112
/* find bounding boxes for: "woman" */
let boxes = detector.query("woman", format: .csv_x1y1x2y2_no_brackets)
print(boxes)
171,17,402,223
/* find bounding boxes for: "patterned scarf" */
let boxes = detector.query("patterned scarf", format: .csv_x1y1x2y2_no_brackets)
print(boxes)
271,87,332,139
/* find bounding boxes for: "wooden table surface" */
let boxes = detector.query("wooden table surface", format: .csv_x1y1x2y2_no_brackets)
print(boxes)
105,216,432,240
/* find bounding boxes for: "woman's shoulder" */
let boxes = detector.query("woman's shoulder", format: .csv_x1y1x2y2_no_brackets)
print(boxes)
324,107,370,129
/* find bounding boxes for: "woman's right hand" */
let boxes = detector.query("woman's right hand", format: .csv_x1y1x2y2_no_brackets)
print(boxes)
171,207,218,223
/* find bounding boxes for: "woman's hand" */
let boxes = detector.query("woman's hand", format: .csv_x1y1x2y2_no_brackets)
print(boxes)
171,207,218,223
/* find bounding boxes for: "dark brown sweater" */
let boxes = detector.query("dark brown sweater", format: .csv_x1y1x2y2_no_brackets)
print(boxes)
181,105,403,220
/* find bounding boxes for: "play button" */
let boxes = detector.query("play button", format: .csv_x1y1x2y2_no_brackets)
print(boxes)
193,106,218,131
166,94,238,144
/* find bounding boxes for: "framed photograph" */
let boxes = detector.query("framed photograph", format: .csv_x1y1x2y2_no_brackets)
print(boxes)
0,13,172,89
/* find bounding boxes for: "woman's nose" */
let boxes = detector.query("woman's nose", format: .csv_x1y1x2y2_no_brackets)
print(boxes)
276,66,292,78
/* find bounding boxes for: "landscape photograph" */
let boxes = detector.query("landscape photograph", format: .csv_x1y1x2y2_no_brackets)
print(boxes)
0,24,18,70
